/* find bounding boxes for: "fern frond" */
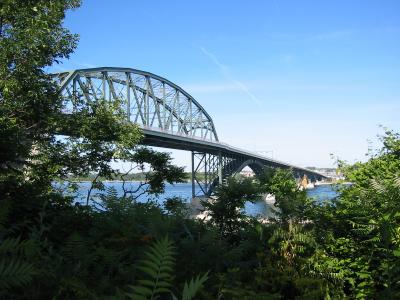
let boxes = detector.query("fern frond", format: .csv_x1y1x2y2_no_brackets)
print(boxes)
62,232,91,263
0,257,35,290
371,179,386,194
0,237,22,255
0,203,9,233
0,236,36,257
182,272,209,300
394,176,400,189
105,186,118,198
128,237,175,300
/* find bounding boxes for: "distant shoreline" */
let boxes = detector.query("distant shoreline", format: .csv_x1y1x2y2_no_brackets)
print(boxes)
66,180,191,183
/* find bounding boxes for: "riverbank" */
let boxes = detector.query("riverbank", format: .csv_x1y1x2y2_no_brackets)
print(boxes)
68,181,340,217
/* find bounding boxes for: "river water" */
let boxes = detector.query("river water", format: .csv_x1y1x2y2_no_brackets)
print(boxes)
71,182,339,217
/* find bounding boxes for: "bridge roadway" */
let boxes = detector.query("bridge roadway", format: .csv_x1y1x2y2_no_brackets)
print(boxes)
53,67,327,197
141,125,321,176
142,125,327,197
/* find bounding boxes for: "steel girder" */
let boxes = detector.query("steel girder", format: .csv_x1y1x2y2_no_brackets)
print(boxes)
190,151,325,197
191,151,266,197
53,67,219,141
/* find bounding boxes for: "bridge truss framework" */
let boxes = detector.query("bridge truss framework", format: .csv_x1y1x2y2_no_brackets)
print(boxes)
54,67,327,198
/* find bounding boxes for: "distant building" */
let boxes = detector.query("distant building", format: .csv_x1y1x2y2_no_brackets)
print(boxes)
239,167,343,180
240,170,255,178
307,167,344,180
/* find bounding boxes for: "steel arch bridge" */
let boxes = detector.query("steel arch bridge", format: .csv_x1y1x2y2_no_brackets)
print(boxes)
53,67,326,197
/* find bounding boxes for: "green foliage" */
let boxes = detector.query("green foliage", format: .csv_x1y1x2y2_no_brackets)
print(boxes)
164,197,190,217
338,128,400,188
259,168,311,222
0,207,38,294
125,147,186,196
0,0,81,239
307,130,400,299
0,237,36,290
127,237,208,300
128,237,175,299
0,0,79,173
180,272,209,300
268,220,315,268
202,177,260,238
0,256,35,290
55,98,143,180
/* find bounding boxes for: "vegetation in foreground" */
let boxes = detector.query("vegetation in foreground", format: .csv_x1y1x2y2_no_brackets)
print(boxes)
1,1,399,299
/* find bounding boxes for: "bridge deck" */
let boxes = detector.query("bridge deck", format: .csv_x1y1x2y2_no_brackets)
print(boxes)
141,126,326,179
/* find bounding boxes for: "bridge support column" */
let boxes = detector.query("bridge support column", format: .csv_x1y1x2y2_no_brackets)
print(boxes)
204,155,208,193
218,152,223,185
191,152,221,197
191,151,195,199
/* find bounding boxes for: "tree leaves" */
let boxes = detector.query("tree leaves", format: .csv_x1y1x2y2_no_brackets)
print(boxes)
202,177,260,237
308,130,400,298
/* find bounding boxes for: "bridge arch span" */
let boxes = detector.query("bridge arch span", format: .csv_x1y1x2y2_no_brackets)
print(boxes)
203,158,265,197
231,159,265,177
53,67,219,141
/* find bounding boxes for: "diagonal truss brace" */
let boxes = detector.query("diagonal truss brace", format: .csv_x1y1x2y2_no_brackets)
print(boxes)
191,151,242,198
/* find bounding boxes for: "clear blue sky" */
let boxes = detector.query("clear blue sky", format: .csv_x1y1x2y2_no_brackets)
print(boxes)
52,0,400,168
